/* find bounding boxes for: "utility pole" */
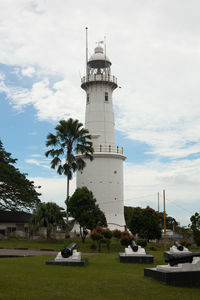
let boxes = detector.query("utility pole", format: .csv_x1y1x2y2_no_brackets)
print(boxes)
158,192,160,212
163,189,166,250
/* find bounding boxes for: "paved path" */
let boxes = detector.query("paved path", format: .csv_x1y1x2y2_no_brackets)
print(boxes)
0,249,100,257
0,248,58,257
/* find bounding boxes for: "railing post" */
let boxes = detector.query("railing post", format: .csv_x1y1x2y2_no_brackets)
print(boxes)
109,145,111,152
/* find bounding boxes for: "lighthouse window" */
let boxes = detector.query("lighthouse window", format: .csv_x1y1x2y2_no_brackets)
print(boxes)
105,92,108,102
87,94,89,104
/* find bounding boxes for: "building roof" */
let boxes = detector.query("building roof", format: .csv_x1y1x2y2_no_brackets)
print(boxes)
0,210,32,223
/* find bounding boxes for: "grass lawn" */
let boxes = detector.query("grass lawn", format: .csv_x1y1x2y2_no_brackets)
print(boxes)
0,237,126,253
0,237,199,253
0,251,200,300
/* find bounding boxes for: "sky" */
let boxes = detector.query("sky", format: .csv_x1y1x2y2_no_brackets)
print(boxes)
0,0,200,227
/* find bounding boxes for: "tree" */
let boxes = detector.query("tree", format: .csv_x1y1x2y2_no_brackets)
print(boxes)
30,202,65,239
124,206,134,227
128,206,161,241
0,139,40,211
45,119,93,223
125,206,178,233
190,212,200,246
68,187,107,242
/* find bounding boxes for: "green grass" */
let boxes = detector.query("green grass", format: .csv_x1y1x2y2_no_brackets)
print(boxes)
0,237,199,253
0,237,126,253
0,252,200,300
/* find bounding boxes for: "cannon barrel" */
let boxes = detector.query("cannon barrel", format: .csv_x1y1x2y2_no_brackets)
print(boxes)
130,240,139,252
61,243,77,258
175,241,184,251
165,252,200,266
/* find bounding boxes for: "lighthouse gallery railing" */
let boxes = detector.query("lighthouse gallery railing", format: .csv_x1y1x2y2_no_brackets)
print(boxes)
76,145,123,155
93,144,123,154
81,74,117,85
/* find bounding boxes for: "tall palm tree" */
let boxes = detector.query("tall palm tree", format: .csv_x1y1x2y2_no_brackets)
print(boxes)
45,118,93,223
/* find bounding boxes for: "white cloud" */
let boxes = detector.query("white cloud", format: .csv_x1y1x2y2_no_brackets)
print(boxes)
30,154,43,157
25,157,50,169
0,0,200,159
30,176,76,208
0,72,5,80
0,78,85,122
21,66,35,77
29,132,37,136
124,158,200,225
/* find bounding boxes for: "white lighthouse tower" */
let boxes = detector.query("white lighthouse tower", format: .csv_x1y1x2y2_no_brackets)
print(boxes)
76,41,126,230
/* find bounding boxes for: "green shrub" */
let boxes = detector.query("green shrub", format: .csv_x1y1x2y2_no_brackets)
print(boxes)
90,243,97,250
120,235,131,247
120,231,135,247
103,229,112,251
103,229,112,239
180,240,191,248
121,231,130,237
90,229,104,252
96,226,104,234
112,229,122,239
90,230,103,241
136,238,147,248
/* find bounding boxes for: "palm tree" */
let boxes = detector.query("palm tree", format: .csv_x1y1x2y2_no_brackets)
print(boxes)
45,118,93,223
30,202,65,239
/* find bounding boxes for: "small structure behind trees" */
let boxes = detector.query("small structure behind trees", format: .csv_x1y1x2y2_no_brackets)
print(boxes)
0,210,32,239
30,202,66,239
68,187,107,242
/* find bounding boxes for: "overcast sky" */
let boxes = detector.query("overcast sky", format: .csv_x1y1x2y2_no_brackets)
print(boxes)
0,0,200,226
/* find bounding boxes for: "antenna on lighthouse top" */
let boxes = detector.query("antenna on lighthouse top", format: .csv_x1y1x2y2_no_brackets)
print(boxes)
104,36,107,74
85,27,88,76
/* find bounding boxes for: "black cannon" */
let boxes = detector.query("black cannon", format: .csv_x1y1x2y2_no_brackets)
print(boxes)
174,241,184,251
61,243,77,258
130,240,139,252
165,252,200,266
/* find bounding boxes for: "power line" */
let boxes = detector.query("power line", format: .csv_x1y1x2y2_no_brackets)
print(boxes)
99,193,157,206
124,193,158,202
166,198,194,215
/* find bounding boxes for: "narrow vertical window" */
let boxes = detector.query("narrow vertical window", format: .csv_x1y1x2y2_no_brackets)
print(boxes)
105,92,108,102
87,94,89,104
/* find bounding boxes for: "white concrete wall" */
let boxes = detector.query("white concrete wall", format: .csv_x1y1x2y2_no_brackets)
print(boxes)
85,82,116,147
77,153,126,229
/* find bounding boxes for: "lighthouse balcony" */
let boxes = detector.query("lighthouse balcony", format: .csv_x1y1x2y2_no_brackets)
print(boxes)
76,144,124,155
81,74,117,89
92,144,123,154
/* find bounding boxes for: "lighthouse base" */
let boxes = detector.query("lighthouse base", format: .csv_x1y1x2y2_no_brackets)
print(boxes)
76,152,126,230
